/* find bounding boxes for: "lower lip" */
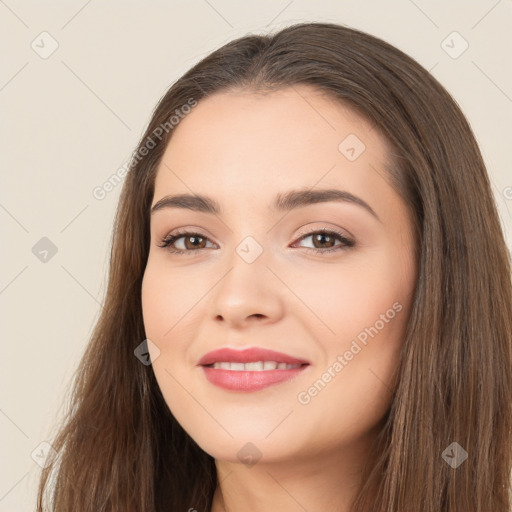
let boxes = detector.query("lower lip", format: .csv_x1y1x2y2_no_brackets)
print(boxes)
201,365,309,391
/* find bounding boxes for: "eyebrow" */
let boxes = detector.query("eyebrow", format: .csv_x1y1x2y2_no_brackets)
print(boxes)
150,188,380,221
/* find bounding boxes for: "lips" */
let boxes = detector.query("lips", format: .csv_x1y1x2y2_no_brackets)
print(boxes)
197,347,310,392
197,347,310,366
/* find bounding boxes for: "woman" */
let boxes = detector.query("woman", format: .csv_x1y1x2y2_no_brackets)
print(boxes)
37,22,512,512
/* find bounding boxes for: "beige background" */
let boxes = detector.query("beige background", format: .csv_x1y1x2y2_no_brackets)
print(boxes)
1,0,511,509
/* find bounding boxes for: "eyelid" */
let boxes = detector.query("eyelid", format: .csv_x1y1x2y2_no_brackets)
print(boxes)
294,225,354,244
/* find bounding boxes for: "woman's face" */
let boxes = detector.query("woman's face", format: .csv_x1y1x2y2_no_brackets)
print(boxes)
141,86,417,464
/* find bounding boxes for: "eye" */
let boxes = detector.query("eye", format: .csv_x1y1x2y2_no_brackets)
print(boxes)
157,230,215,255
292,228,355,254
157,227,355,256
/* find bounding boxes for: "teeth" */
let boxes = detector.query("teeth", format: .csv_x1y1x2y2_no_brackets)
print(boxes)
211,361,302,371
246,361,264,371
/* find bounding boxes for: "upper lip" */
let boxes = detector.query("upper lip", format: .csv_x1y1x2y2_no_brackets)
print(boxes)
197,347,310,366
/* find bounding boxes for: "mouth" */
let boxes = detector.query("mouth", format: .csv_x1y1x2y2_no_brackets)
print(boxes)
205,361,305,370
197,347,310,392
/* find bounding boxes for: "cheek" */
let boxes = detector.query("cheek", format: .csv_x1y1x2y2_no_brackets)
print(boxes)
292,258,413,446
290,246,415,348
141,256,209,343
141,268,170,343
140,253,218,369
141,260,204,431
294,245,414,402
141,261,190,381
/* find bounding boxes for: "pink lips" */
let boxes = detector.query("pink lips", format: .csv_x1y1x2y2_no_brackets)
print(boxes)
197,347,310,392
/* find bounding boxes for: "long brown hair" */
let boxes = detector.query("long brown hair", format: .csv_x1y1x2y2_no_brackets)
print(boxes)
37,22,512,511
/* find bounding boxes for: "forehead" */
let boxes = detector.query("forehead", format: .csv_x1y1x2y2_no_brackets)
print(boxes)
153,86,394,211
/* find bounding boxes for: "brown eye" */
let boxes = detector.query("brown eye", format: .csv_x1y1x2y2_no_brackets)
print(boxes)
310,232,337,249
294,229,355,254
182,234,208,250
158,228,355,256
157,231,215,255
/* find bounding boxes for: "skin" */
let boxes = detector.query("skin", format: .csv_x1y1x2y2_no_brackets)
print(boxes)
141,85,417,512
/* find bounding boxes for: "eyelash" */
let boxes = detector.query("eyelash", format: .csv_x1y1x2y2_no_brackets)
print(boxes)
157,227,355,256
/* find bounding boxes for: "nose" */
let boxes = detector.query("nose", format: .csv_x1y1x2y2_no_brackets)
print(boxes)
210,251,285,330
